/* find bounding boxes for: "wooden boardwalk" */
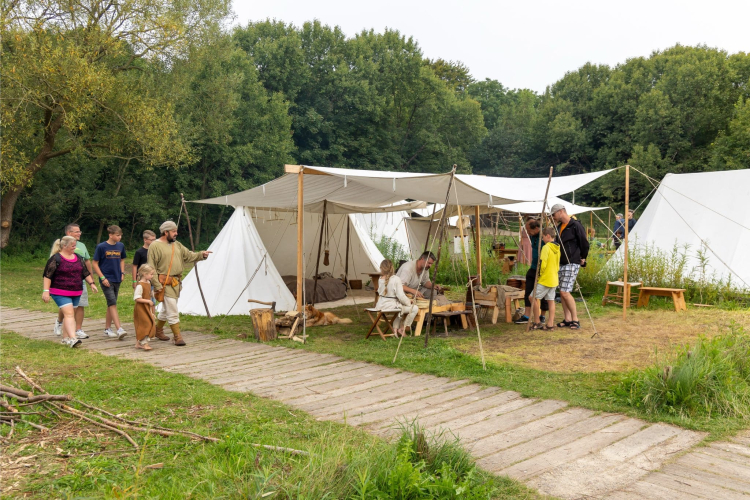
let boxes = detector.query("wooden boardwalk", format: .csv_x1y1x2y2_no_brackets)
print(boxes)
2,306,749,499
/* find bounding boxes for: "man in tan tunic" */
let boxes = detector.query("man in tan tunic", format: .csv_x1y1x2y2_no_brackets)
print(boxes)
148,220,211,346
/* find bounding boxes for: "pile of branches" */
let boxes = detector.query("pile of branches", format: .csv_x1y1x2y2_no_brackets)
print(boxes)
1,367,217,450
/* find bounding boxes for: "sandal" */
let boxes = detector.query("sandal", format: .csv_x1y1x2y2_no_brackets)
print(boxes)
557,320,572,328
530,323,545,331
135,343,152,351
542,325,556,331
569,321,581,330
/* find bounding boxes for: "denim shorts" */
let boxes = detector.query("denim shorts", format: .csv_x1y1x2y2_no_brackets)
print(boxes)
51,294,81,309
100,279,121,307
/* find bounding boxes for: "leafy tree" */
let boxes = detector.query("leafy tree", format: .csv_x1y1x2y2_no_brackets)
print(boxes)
0,0,229,247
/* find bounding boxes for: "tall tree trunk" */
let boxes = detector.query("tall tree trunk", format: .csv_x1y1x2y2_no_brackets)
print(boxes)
0,186,24,248
0,111,67,248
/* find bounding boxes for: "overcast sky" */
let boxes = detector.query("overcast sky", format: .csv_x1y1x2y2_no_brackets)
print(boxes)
232,0,749,93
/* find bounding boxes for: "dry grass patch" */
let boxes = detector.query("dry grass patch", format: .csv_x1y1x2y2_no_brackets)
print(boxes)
455,308,750,373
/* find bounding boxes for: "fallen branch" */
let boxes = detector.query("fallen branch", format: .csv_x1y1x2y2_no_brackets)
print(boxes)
251,444,309,456
52,404,139,449
0,385,31,398
0,416,48,432
1,392,72,404
15,366,45,393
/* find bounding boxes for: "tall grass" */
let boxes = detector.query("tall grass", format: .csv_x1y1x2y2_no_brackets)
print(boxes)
621,325,750,418
578,241,749,306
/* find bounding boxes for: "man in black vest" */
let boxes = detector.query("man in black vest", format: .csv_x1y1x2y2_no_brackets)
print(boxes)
550,204,589,330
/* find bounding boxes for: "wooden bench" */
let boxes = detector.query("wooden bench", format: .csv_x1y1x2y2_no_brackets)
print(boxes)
364,308,400,340
412,303,453,336
602,280,642,308
636,287,687,312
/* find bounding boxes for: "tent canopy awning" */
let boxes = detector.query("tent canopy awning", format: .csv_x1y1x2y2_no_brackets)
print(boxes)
192,164,618,211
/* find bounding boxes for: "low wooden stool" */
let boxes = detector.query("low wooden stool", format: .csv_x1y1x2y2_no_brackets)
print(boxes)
504,290,526,323
602,280,642,308
429,310,470,336
637,287,687,312
365,308,400,340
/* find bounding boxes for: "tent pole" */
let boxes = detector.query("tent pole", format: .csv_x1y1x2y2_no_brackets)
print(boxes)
344,217,350,287
180,194,211,318
607,209,611,250
424,166,457,348
623,165,630,320
312,200,327,305
297,167,304,313
527,167,554,332
475,205,482,287
590,210,593,239
423,201,439,253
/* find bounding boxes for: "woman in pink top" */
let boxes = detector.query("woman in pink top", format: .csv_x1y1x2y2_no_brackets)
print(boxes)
43,236,98,347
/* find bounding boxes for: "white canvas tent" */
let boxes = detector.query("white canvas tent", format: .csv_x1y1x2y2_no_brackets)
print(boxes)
354,211,411,257
183,164,620,316
616,169,750,288
181,207,386,315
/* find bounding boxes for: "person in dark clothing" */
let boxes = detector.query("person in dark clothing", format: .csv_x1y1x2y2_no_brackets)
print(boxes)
550,204,589,330
627,210,637,232
132,230,157,290
515,218,548,324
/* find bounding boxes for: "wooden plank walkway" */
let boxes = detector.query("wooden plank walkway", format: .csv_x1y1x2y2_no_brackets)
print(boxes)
2,306,749,499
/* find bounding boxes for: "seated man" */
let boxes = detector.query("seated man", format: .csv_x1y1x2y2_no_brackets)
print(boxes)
396,251,449,306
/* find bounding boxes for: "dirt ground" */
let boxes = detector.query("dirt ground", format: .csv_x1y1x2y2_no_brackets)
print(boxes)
454,307,750,373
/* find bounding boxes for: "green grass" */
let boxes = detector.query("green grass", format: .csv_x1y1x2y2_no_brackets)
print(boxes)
0,333,538,499
4,256,748,442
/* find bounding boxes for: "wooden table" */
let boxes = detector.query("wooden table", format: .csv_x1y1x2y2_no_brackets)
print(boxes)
636,287,687,312
430,311,470,336
504,290,526,323
470,286,501,324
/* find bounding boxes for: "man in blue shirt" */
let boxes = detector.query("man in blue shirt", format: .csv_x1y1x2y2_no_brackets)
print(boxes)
93,225,127,339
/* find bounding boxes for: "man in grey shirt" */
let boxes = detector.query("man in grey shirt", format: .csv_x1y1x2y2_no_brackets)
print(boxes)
396,251,449,305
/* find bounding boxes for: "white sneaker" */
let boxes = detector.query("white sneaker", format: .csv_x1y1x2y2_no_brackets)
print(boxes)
75,329,89,339
116,327,127,340
104,328,118,338
54,320,62,336
61,338,69,346
69,338,82,348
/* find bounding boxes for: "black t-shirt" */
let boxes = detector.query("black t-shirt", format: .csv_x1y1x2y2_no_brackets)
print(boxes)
133,247,149,270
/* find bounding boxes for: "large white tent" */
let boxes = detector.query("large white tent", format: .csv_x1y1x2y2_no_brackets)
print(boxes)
182,164,620,316
617,169,750,288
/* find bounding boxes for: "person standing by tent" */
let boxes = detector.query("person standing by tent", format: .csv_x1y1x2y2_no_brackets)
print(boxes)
627,210,637,231
148,220,211,346
52,223,93,340
516,219,548,324
550,204,589,330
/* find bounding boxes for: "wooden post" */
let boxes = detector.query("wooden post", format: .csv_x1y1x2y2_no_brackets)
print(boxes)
180,194,211,318
607,209,611,250
344,217,350,287
423,202,439,253
312,200,327,305
589,211,593,238
475,205,482,287
623,165,630,320
297,167,304,313
527,167,554,332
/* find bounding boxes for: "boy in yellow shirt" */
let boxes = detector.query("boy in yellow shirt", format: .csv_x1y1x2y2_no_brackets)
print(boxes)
532,228,560,331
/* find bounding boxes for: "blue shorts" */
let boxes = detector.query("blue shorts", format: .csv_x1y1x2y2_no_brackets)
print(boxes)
51,294,81,309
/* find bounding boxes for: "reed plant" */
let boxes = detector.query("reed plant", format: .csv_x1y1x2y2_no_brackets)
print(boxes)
621,325,750,418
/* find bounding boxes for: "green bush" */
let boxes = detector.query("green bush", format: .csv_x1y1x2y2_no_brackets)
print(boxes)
622,325,750,418
350,423,502,499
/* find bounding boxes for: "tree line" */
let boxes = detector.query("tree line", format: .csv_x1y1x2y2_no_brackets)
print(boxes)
2,2,748,253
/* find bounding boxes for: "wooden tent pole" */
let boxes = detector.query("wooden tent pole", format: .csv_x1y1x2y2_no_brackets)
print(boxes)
297,167,304,313
180,194,211,318
423,201,439,253
344,217,350,287
424,166,457,348
475,205,482,287
623,164,630,320
526,167,554,332
312,200,327,305
608,209,611,249
590,210,593,238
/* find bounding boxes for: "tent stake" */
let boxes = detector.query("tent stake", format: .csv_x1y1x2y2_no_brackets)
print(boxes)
623,165,630,320
312,200,327,305
180,194,211,318
527,167,554,332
